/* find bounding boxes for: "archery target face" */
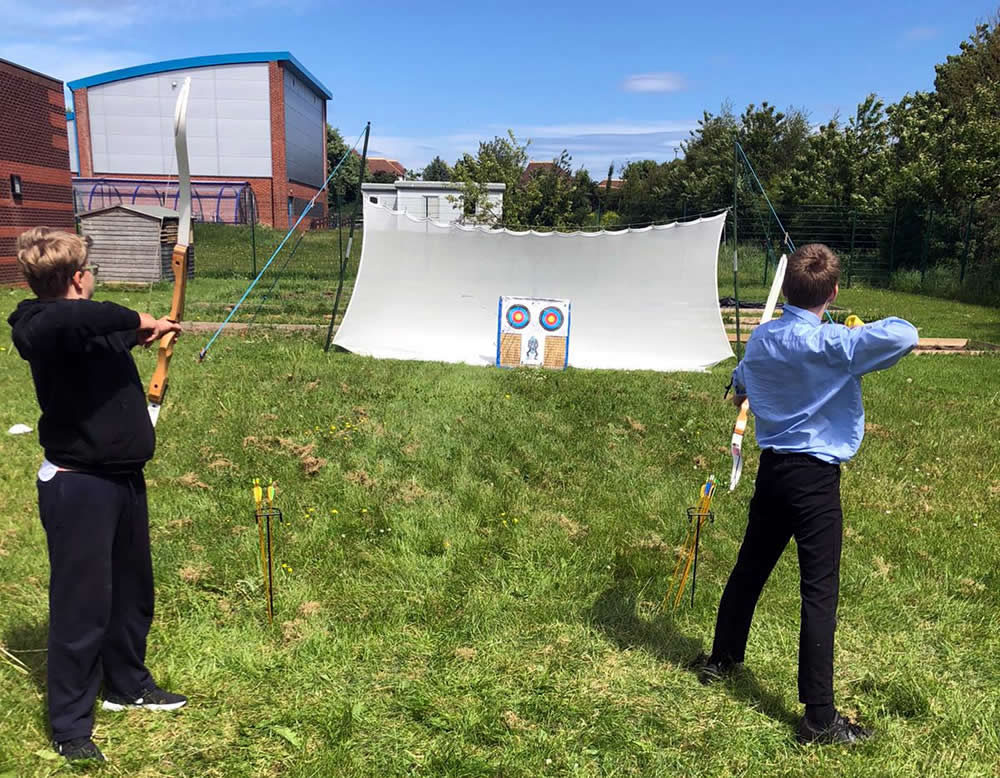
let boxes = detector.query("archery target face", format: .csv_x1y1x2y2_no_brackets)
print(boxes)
498,296,570,368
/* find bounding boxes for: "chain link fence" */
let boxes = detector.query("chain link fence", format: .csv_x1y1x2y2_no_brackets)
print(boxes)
725,200,998,304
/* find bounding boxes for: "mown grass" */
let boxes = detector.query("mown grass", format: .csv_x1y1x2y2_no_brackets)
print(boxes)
0,226,998,776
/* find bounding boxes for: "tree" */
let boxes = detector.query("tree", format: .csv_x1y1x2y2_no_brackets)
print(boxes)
451,131,532,225
677,104,739,211
326,125,361,206
523,150,576,228
422,156,452,182
933,15,1000,114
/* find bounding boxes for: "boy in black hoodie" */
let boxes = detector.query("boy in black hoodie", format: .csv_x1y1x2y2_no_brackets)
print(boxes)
8,227,188,763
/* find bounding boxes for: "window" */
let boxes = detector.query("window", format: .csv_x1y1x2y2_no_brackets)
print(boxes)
424,196,440,220
369,196,378,204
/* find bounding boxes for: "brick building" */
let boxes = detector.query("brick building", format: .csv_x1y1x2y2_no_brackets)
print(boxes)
68,52,331,230
0,60,75,284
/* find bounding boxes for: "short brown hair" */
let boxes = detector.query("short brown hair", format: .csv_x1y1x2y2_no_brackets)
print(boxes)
783,244,840,308
15,227,91,298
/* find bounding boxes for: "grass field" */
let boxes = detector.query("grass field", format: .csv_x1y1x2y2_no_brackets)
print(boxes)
0,226,998,776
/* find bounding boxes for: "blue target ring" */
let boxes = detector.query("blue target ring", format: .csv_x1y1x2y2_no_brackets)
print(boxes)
506,305,530,329
539,306,564,332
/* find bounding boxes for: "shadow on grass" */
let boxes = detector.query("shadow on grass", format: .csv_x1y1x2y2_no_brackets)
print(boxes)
3,620,49,734
587,586,799,727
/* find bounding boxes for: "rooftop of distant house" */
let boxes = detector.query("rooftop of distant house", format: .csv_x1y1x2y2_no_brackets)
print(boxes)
357,155,406,178
596,178,624,190
521,161,574,184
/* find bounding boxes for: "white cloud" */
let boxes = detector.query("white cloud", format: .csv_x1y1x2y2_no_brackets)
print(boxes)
903,26,939,41
367,122,693,177
520,120,696,136
1,42,145,88
0,0,142,31
622,72,687,93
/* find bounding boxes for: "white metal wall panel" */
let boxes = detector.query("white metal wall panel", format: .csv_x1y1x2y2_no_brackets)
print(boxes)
283,68,325,187
67,117,79,173
87,63,271,177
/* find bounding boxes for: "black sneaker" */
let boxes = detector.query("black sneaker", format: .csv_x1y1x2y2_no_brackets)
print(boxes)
797,711,873,745
102,684,187,712
54,736,105,762
697,654,740,685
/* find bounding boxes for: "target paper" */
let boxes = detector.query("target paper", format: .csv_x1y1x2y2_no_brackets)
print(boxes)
497,296,571,369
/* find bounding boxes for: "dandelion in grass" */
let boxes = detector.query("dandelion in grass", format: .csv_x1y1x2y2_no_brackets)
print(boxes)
361,508,368,514
330,509,339,516
443,539,451,550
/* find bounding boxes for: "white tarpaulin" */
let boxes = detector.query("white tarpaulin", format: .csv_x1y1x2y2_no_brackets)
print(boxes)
333,203,733,372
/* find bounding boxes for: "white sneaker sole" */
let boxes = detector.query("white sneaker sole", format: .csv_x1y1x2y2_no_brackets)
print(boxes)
101,699,187,712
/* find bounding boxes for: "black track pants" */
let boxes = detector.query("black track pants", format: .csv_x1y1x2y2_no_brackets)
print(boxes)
38,470,154,741
710,449,843,705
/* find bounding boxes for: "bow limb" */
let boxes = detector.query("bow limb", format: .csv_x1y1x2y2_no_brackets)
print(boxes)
728,254,787,491
147,77,192,427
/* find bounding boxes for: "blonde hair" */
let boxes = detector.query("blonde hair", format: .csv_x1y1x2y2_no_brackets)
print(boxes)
15,227,91,298
783,243,841,308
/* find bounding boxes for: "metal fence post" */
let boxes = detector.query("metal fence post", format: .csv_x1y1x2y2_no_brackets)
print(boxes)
920,207,932,284
888,204,897,276
960,201,974,284
848,210,857,287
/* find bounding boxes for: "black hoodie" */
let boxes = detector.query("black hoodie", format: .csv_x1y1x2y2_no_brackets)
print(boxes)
8,298,155,473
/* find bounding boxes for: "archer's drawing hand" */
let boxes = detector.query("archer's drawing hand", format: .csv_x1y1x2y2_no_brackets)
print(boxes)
732,394,747,409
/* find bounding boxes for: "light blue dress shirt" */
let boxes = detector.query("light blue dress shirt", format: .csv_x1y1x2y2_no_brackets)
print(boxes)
732,305,919,464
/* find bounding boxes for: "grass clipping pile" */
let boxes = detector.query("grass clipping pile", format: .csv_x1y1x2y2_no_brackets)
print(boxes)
242,436,327,475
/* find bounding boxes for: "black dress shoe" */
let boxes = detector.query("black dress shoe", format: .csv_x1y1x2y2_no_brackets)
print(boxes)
797,712,873,745
697,655,740,685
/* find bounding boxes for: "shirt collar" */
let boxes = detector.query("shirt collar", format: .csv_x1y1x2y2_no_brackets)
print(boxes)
781,304,822,325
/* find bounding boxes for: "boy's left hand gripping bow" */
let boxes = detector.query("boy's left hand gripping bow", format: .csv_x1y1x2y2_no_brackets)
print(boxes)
729,253,787,491
147,77,191,427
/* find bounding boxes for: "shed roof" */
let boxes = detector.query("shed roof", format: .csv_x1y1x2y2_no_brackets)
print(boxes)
80,204,180,220
67,52,332,99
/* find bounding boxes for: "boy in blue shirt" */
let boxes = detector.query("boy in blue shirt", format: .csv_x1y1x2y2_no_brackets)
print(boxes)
700,243,918,745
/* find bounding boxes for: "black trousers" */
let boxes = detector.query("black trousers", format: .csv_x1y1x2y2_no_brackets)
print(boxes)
710,449,843,705
37,470,154,741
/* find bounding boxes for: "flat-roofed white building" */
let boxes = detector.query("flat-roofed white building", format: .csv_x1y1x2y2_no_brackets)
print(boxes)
362,181,505,224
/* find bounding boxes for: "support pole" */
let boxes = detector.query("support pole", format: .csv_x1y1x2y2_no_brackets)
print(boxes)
733,140,742,360
325,122,370,353
888,203,898,276
959,202,974,284
920,206,933,284
848,210,857,287
250,190,257,278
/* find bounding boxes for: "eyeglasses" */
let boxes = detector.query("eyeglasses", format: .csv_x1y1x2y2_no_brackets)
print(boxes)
80,263,100,276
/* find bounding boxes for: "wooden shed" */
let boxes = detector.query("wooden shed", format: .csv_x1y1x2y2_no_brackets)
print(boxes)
78,204,195,283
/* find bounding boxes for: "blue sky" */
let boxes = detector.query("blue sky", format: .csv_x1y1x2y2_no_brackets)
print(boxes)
1,0,994,176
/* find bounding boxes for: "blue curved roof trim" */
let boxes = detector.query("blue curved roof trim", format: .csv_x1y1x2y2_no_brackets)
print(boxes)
67,51,331,99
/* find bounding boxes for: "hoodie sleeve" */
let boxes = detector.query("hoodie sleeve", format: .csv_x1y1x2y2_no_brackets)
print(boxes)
14,301,140,355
